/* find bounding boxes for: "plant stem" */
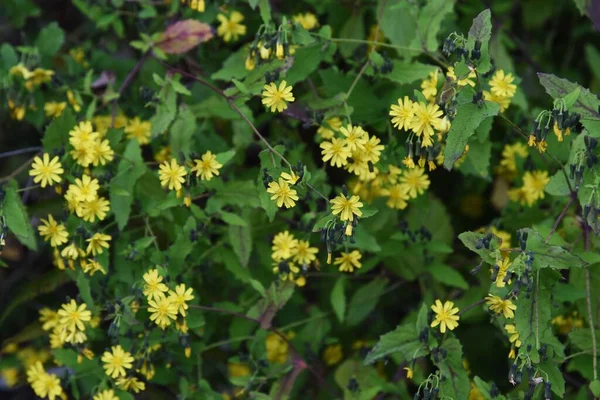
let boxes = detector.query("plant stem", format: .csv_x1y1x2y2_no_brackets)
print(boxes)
545,194,575,243
584,222,598,380
0,146,42,160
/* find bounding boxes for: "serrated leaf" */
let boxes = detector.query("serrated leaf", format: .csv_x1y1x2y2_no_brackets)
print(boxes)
170,104,196,156
42,109,76,152
346,278,388,327
364,323,424,365
429,263,468,289
467,9,492,73
2,187,37,250
538,73,600,120
523,228,588,270
435,338,470,400
35,22,65,58
229,220,252,268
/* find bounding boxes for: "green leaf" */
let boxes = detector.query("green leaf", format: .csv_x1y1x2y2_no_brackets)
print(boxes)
467,9,493,73
216,149,236,165
563,87,581,109
458,231,499,265
545,171,573,197
443,102,500,169
409,0,455,53
539,361,565,397
35,22,65,58
383,61,438,85
215,248,251,284
380,1,417,50
312,214,333,232
338,12,364,59
334,359,384,398
150,86,177,136
435,338,470,400
286,43,334,86
537,73,600,120
2,187,37,250
590,380,600,397
73,270,96,313
331,277,346,323
364,322,424,365
523,228,588,270
42,108,76,152
228,219,252,268
170,104,196,156
258,0,271,24
429,263,468,289
585,45,600,84
110,141,147,230
346,278,388,326
0,44,18,71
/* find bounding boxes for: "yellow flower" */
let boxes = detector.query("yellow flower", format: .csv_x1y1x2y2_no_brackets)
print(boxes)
39,308,60,331
267,178,299,209
69,121,98,149
183,0,205,12
44,102,66,118
292,240,318,265
8,99,26,120
331,193,363,222
293,12,318,30
489,70,517,98
29,153,64,188
86,233,111,256
125,117,151,145
262,80,295,112
154,146,171,163
281,170,300,185
430,299,460,333
505,324,521,347
38,215,69,247
71,174,100,202
334,250,362,273
93,389,119,400
81,259,107,276
322,344,343,366
483,90,511,112
272,231,298,261
498,143,528,177
148,296,178,329
399,167,430,198
91,139,115,166
61,243,83,260
57,299,91,333
421,70,439,101
446,66,476,87
102,345,134,378
216,11,247,42
143,268,169,300
485,294,517,319
1,367,19,388
362,134,384,163
168,283,194,317
389,96,415,131
9,63,33,79
494,257,512,288
27,363,63,400
410,102,444,147
191,151,222,180
340,124,367,151
553,122,571,142
381,184,410,210
228,362,251,377
404,367,414,379
116,376,146,393
77,197,110,222
67,90,81,112
25,68,54,90
320,138,351,167
317,117,342,139
265,332,293,363
159,159,187,191
523,170,549,206
273,261,300,281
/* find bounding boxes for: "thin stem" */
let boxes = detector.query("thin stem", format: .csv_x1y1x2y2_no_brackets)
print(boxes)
199,336,253,354
562,350,593,363
584,222,598,380
545,194,575,243
144,217,159,250
0,146,42,160
458,299,485,316
111,50,151,128
0,154,39,183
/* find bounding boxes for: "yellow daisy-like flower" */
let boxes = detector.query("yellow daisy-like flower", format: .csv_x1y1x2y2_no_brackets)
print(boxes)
267,178,299,208
93,389,119,400
271,231,298,261
334,250,362,273
77,197,110,222
381,184,410,210
410,102,444,147
86,233,111,256
494,257,512,288
498,143,528,177
339,124,367,151
143,268,169,300
446,66,476,87
28,366,63,400
362,134,385,163
81,259,107,276
57,299,92,332
330,193,363,222
322,344,343,366
483,90,511,112
421,70,439,101
71,174,100,203
320,138,351,168
317,117,342,139
216,11,247,42
281,171,300,185
485,294,517,319
191,151,223,181
183,0,205,12
505,324,521,347
168,283,194,317
38,215,69,247
522,170,549,206
116,376,146,393
430,299,460,333
389,96,415,131
148,296,178,329
292,240,318,265
91,139,115,166
29,153,64,188
158,159,187,191
101,345,134,379
261,80,295,112
39,308,60,331
60,243,82,260
293,12,318,30
69,121,98,149
489,70,517,98
44,102,66,118
399,167,430,198
124,117,151,145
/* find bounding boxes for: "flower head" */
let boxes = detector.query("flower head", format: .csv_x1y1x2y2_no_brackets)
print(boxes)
262,80,294,112
267,178,299,209
101,345,134,378
399,167,430,198
317,117,342,139
124,117,151,145
217,11,247,42
489,70,517,98
430,299,460,333
148,296,178,329
29,154,64,188
421,70,439,101
523,170,549,206
446,66,476,87
38,215,69,247
485,294,517,319
292,240,318,265
168,283,194,317
321,138,351,168
57,299,91,332
86,233,111,256
505,324,521,347
322,344,343,366
159,159,187,191
191,151,222,181
410,102,444,147
93,389,119,400
143,268,169,300
334,250,362,272
330,194,363,222
340,125,367,151
389,96,415,131
271,231,298,261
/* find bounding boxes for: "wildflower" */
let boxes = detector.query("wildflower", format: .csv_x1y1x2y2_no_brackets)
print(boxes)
228,362,251,377
330,193,363,222
322,344,343,366
410,102,444,147
38,215,69,247
183,0,205,12
281,170,300,185
446,66,476,87
168,283,194,317
261,80,294,112
116,376,146,393
404,367,414,379
27,363,63,400
86,233,111,256
267,178,299,208
489,70,517,98
334,250,362,273
362,134,384,163
553,122,571,142
81,259,107,276
69,121,98,149
523,170,549,205
102,345,134,379
143,268,169,300
245,54,255,70
71,174,100,202
498,143,528,177
39,308,60,331
93,389,119,400
272,231,298,261
273,261,300,281
265,332,293,363
508,346,516,359
505,324,521,347
381,184,410,210
91,139,114,166
321,138,351,167
58,299,92,332
148,296,178,329
293,12,318,30
483,90,511,112
29,154,64,188
430,299,460,333
317,117,342,139
61,243,82,260
44,102,66,118
191,151,222,181
159,159,187,191
389,96,415,131
552,312,584,335
485,294,517,319
340,125,367,151
67,90,81,112
292,240,318,265
9,63,32,79
8,99,26,120
494,257,511,288
1,367,18,388
216,11,247,42
421,70,439,101
399,167,430,198
124,117,151,145
508,186,529,206
77,197,110,222
154,146,171,163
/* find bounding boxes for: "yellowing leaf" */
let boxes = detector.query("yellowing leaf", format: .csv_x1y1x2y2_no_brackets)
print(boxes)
157,20,213,54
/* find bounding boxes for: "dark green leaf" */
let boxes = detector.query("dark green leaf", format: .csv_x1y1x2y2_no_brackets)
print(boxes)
3,187,37,250
347,278,388,326
331,277,346,323
35,22,65,58
537,73,600,120
42,108,76,152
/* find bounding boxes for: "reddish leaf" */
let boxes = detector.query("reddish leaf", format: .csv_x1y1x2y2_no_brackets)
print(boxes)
157,20,214,54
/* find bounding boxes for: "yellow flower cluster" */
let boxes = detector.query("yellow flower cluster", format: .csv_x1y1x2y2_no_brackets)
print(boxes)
26,362,64,400
271,231,318,286
142,268,195,330
158,151,223,202
508,170,550,207
44,90,82,119
322,344,343,366
9,63,54,91
39,299,93,351
68,121,115,168
552,311,584,335
267,171,300,209
497,142,529,180
100,345,146,392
